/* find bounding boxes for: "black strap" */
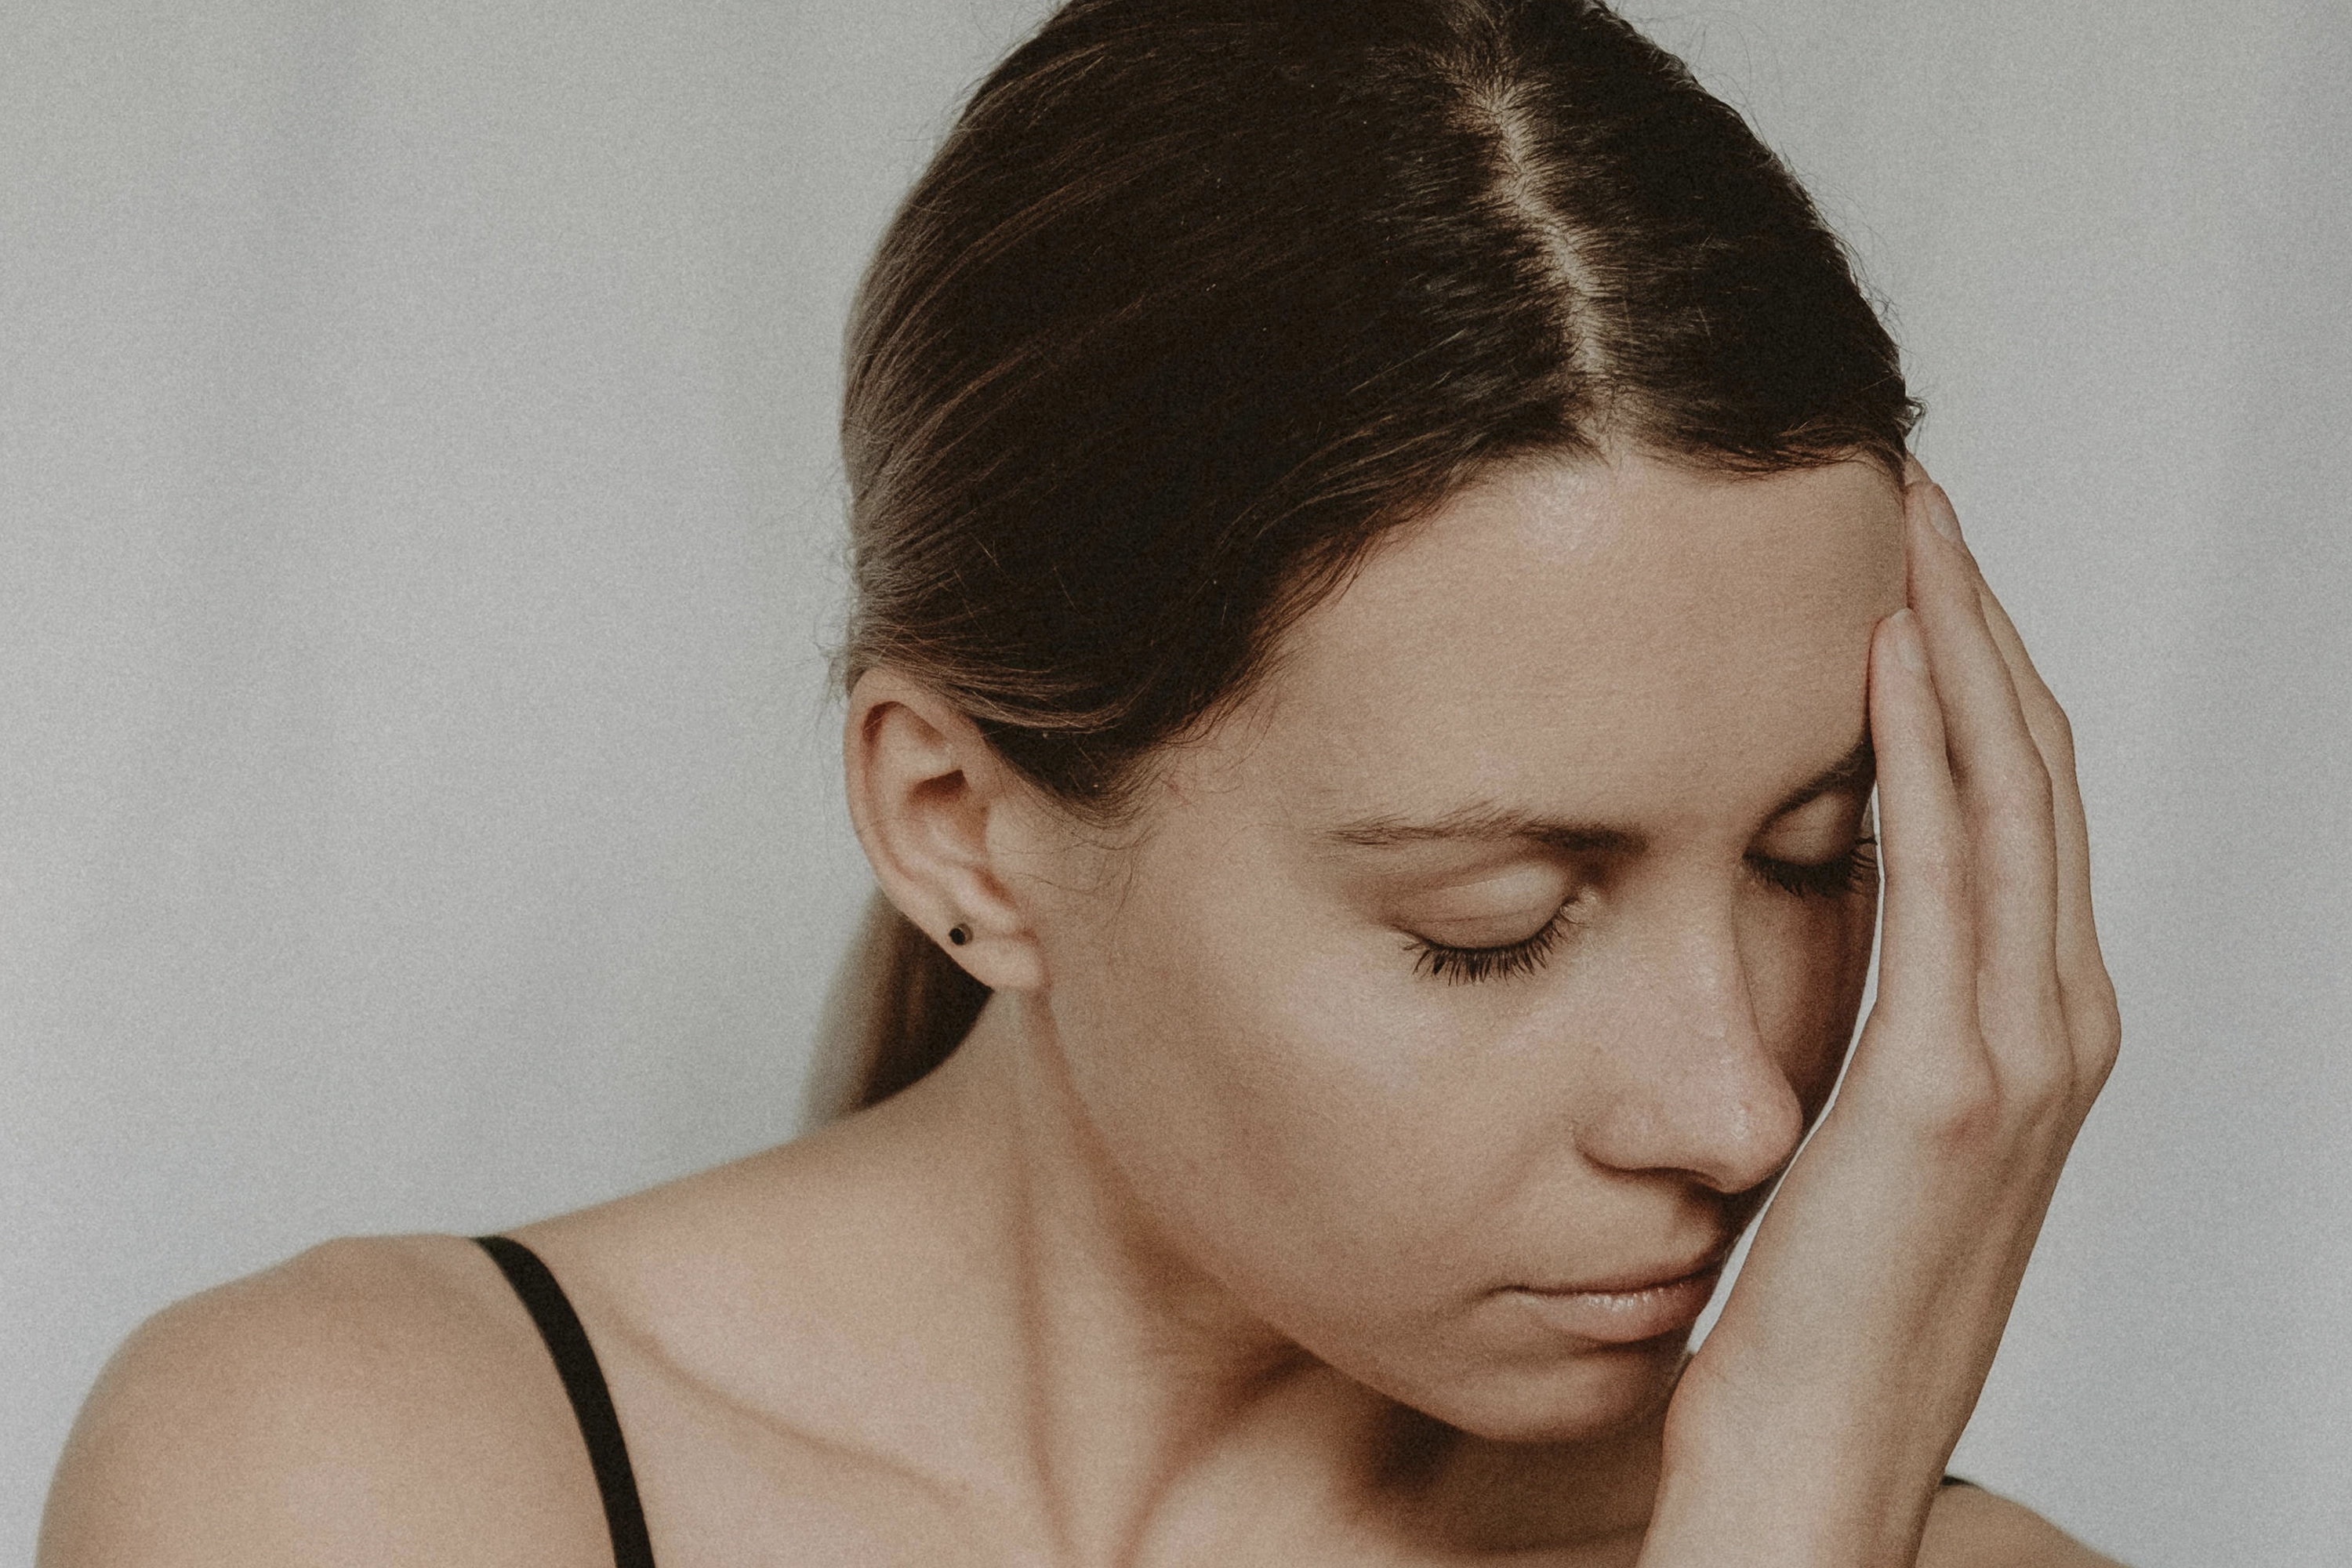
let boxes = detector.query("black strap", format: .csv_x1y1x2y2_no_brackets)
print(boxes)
474,1235,658,1568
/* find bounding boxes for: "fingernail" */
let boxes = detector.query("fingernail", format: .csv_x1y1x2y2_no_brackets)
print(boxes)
1889,608,1926,671
1925,483,1962,543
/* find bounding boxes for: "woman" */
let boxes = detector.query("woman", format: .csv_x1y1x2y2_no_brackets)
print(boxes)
40,1,2123,1563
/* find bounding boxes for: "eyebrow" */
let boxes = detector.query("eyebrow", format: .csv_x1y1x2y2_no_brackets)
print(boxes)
1769,732,1876,819
1322,804,1643,855
1318,732,1874,853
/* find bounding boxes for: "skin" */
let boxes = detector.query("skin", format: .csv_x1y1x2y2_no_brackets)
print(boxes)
40,449,2123,1567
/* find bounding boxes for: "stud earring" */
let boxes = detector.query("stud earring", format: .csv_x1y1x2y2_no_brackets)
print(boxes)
948,924,971,946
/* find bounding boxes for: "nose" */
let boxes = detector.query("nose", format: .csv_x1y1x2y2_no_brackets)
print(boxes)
1573,897,1805,1196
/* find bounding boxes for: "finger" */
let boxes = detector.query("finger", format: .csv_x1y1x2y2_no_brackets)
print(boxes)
1905,483,2062,1046
1905,465,2108,1061
1971,581,2117,1079
1866,608,1976,1033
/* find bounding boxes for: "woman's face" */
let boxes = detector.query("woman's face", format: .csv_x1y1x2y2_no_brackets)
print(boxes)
1026,449,1907,1442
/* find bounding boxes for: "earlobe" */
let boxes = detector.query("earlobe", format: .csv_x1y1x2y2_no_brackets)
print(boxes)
840,669,1049,992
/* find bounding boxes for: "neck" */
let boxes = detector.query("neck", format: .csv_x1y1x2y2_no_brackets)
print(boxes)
858,991,1664,1564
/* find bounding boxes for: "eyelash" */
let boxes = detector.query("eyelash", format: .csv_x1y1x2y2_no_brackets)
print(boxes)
1407,838,1878,986
1408,902,1578,985
1749,837,1880,899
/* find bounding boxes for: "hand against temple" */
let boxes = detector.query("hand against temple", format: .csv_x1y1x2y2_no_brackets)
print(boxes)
1638,470,2122,1568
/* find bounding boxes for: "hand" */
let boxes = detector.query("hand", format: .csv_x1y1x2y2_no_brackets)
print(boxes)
1637,468,2122,1567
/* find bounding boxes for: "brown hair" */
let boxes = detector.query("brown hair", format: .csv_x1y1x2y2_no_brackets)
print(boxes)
814,0,1918,1120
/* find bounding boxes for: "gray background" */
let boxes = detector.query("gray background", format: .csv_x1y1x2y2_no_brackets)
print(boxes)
4,1,2347,1563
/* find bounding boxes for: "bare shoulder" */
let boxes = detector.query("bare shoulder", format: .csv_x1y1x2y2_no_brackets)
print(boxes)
39,1234,608,1568
1918,1483,2129,1568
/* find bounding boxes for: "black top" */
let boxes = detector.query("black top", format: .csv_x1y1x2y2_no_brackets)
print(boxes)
474,1235,658,1568
473,1230,1974,1568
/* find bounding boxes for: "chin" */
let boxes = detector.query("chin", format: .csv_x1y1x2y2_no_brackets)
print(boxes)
1400,1334,1689,1445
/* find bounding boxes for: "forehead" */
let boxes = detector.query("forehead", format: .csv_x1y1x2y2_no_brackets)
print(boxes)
1208,451,1906,828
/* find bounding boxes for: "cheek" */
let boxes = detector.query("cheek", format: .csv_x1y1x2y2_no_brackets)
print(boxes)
1041,840,1505,1326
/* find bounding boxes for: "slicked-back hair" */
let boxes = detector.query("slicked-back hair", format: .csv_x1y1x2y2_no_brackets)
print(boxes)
819,0,1918,1116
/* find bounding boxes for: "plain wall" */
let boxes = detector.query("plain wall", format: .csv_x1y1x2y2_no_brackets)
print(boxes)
4,2,2346,1563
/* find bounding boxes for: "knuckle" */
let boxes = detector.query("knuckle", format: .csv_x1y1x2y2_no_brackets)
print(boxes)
2043,697,2079,754
1986,988,2083,1109
1890,1050,2004,1147
2076,988,2123,1082
2067,967,2122,1036
2030,702,2082,779
2078,1041,2121,1098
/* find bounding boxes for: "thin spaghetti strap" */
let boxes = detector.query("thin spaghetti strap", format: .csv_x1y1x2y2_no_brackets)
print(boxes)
474,1235,659,1568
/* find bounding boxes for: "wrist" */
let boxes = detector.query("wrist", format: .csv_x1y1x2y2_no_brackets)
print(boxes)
1635,1424,1942,1568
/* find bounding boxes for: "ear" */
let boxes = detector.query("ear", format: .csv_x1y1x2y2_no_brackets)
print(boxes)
841,668,1051,992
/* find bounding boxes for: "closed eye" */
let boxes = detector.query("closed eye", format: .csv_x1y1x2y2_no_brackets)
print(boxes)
1406,900,1577,984
1748,837,1878,899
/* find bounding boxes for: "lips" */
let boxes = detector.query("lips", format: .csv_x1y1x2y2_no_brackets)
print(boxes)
1506,1247,1732,1347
